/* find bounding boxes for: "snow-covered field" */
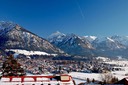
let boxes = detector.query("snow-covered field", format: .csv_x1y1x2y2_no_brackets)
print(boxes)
69,70,128,85
105,60,128,66
70,60,128,84
6,49,57,56
69,72,101,84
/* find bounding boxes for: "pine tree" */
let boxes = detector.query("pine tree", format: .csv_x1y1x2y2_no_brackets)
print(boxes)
2,54,26,76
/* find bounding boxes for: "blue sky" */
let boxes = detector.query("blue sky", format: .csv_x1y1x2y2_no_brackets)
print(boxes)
0,0,128,38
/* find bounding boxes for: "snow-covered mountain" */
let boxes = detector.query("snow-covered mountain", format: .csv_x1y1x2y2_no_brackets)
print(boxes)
93,37,126,50
1,21,128,58
48,32,128,58
0,21,17,35
48,31,66,44
82,36,97,43
0,21,64,55
110,35,128,46
48,32,94,56
48,32,94,57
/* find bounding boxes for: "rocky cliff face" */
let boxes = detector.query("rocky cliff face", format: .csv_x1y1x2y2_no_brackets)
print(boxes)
0,21,64,54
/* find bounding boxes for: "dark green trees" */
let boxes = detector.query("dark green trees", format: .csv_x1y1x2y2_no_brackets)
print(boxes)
2,54,26,76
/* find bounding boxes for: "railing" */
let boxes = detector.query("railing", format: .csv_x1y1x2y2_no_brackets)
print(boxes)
0,75,75,85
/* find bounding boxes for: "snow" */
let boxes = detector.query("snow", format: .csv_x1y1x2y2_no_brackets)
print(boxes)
12,78,21,81
48,31,66,43
6,49,57,56
50,31,66,37
105,60,128,66
69,72,101,81
24,78,35,81
107,37,115,42
0,21,16,30
73,78,86,85
90,36,97,40
69,70,128,84
1,70,128,85
111,35,128,46
0,21,16,35
0,74,74,85
1,78,10,81
84,36,97,40
95,37,115,43
48,31,65,39
96,56,110,61
83,36,97,42
69,60,128,84
78,43,81,45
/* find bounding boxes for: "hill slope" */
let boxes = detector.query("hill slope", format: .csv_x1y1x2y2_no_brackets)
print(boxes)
0,21,64,55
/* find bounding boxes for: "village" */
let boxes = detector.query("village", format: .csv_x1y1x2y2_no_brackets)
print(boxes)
12,55,119,75
1,53,128,85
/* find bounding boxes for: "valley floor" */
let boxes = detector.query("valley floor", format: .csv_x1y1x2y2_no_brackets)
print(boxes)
70,60,128,84
1,56,128,85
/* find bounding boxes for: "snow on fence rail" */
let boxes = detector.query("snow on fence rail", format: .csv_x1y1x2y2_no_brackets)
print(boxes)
0,75,75,85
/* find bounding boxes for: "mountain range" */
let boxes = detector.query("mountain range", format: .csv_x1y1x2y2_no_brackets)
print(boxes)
0,21,128,58
48,31,128,58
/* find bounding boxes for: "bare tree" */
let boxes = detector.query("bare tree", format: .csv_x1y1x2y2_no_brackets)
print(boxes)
100,73,116,84
86,78,90,83
92,78,95,83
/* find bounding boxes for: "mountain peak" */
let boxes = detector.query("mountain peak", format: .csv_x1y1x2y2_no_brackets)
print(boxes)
55,31,62,34
83,36,97,42
48,31,66,43
0,21,17,35
49,31,66,37
0,21,16,29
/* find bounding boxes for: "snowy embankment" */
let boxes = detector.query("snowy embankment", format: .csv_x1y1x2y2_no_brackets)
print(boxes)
69,72,101,84
6,49,57,56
